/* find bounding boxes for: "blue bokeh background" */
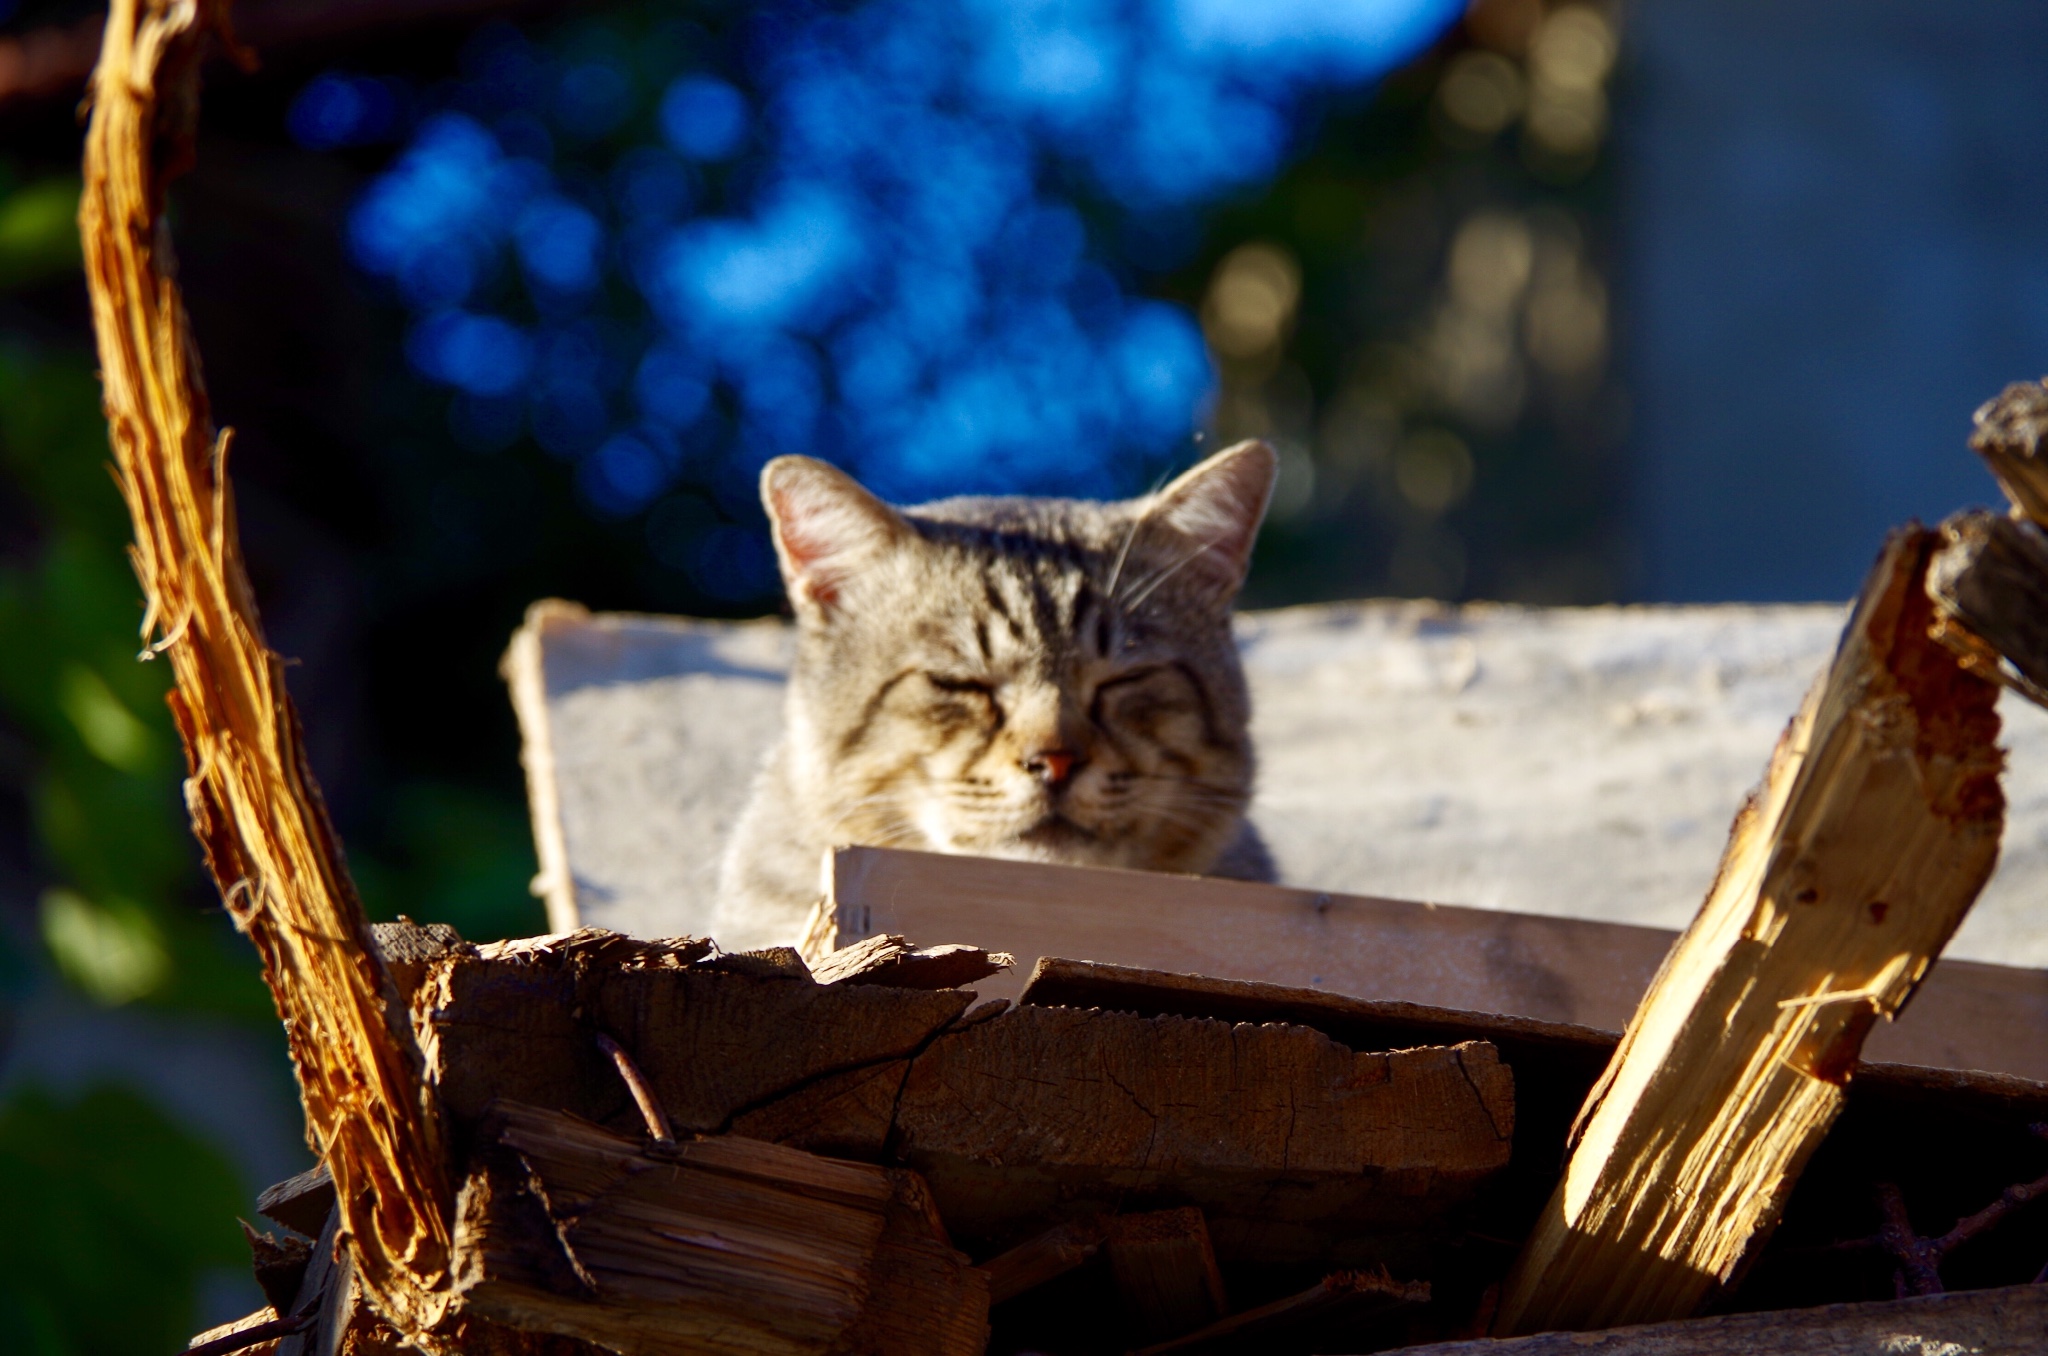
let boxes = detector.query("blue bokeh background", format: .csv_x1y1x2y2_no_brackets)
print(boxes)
299,0,1462,600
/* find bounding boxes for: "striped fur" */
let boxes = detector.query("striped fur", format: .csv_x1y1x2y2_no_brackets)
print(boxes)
713,441,1277,950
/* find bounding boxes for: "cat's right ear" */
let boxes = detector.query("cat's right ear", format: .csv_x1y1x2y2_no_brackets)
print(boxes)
761,456,909,621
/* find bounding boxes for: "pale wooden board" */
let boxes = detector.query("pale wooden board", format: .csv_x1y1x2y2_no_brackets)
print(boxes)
825,846,2048,1082
1388,1283,2048,1356
503,598,2048,967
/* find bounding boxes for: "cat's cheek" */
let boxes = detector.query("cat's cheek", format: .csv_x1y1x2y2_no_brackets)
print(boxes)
909,796,963,853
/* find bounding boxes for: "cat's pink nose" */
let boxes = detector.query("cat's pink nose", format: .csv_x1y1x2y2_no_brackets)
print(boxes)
1023,748,1078,788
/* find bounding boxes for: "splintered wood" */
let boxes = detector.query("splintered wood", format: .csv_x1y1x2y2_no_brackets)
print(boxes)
1963,378,2048,525
79,0,452,1333
808,933,1014,989
1928,379,2048,707
451,1100,984,1356
1926,509,2048,703
1495,529,2005,1334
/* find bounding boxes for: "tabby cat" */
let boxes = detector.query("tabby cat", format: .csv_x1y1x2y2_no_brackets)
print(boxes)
713,440,1277,950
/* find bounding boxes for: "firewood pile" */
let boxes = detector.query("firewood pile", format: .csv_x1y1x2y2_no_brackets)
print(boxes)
74,0,2048,1353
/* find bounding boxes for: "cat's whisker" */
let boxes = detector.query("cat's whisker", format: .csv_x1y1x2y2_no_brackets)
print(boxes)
1119,533,1231,613
1104,510,1150,604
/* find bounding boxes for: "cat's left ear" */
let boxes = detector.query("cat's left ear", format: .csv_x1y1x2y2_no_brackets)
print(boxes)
1143,439,1277,607
761,456,910,621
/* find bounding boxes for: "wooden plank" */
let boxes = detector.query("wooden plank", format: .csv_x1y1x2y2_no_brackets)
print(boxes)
1494,528,2005,1333
826,845,2048,1080
826,846,1668,1027
1392,1282,2048,1356
1134,1268,1429,1355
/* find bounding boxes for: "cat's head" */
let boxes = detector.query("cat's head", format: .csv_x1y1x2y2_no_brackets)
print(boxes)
760,442,1275,875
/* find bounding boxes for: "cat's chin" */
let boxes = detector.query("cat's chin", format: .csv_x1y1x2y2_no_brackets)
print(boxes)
943,816,1145,870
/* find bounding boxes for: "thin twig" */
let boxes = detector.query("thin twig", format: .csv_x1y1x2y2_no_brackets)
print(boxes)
1827,1128,2048,1298
596,1032,675,1145
1875,1183,1946,1297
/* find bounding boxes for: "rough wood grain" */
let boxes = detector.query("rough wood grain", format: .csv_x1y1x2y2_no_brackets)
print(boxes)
825,846,2048,1080
1495,528,2006,1334
827,1170,989,1356
452,1099,897,1355
423,945,1515,1268
186,1307,295,1356
1135,1269,1429,1355
1104,1208,1227,1342
78,0,456,1330
258,1164,337,1241
809,933,1013,990
1968,378,2048,525
1927,508,2048,708
1396,1282,2048,1356
417,930,970,1148
892,1004,1514,1264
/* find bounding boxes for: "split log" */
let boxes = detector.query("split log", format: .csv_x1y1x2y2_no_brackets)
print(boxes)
242,1220,313,1312
1931,382,2048,703
1024,956,2048,1311
453,1100,900,1355
1397,1282,2048,1356
977,1217,1108,1305
808,933,1013,990
256,1164,336,1241
1133,1269,1429,1355
1104,1208,1227,1342
1926,509,2048,704
891,1005,1512,1263
418,932,973,1154
827,1170,989,1356
1494,529,2005,1334
185,1307,303,1356
421,942,1515,1266
79,0,454,1331
1966,378,2048,525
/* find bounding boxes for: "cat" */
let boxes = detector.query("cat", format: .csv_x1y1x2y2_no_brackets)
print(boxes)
712,439,1278,951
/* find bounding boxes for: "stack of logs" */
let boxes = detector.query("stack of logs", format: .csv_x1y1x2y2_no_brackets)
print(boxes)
200,925,1511,1354
70,0,2048,1347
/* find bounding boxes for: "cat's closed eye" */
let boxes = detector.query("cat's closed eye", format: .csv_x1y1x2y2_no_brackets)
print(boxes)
924,673,995,697
1094,665,1204,737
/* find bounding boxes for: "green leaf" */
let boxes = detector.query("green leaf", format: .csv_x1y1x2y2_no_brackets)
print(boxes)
39,889,171,1006
0,1083,247,1355
56,663,161,774
0,177,83,290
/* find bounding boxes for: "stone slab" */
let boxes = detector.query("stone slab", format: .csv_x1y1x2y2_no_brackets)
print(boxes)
505,599,2048,967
